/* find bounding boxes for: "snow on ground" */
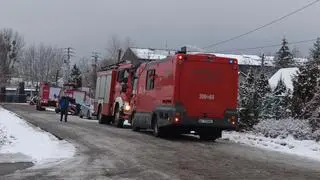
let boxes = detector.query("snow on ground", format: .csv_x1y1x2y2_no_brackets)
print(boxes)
0,106,75,165
123,120,131,126
0,124,10,147
45,107,56,112
222,131,320,161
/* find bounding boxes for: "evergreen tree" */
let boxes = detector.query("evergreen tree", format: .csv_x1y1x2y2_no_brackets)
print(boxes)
255,73,272,98
273,78,287,96
310,37,320,64
261,78,291,119
239,69,258,129
70,64,82,88
303,87,320,131
274,38,294,69
254,73,271,118
292,39,320,118
272,79,291,119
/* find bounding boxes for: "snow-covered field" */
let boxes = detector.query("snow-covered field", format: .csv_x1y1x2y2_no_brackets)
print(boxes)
0,106,75,165
223,131,320,162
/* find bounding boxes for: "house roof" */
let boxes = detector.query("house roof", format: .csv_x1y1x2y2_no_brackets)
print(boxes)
128,47,308,66
268,67,299,91
130,47,176,60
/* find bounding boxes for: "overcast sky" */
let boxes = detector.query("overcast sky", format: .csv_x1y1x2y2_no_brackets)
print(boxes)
1,0,319,60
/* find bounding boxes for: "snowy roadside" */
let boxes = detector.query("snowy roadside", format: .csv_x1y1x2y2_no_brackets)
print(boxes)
45,107,56,112
222,131,320,161
0,106,75,166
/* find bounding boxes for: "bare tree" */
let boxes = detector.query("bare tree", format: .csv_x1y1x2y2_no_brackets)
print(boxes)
18,44,64,86
0,28,24,86
101,35,135,67
77,57,98,91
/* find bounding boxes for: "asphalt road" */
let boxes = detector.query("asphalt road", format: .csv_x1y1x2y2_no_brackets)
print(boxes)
1,103,320,180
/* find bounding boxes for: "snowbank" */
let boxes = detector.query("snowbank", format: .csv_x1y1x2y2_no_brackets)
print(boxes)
222,131,320,162
0,124,10,147
253,118,320,141
0,107,75,165
45,107,56,112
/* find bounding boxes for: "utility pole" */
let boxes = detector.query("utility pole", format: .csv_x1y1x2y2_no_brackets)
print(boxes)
91,51,100,91
63,47,75,83
92,51,99,66
55,69,59,86
117,49,122,63
260,53,265,74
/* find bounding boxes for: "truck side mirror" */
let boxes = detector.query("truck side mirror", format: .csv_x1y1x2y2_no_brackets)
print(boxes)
122,77,128,84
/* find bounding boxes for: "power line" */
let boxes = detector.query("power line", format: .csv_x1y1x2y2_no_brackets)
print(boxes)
203,0,320,49
217,38,318,53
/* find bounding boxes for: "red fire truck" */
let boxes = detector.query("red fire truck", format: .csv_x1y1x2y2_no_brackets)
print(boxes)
36,82,61,110
94,62,136,127
130,48,239,140
55,83,88,115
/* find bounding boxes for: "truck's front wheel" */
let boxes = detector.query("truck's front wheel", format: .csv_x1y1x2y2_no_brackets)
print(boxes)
114,108,124,128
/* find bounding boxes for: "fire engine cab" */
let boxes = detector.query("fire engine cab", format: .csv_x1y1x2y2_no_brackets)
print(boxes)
95,61,136,127
130,47,239,140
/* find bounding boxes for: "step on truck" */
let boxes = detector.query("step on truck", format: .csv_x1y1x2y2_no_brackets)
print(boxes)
131,47,239,141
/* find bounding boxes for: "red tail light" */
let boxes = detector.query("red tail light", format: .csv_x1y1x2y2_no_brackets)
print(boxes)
177,55,185,64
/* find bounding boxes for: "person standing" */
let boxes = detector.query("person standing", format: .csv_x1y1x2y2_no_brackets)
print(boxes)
59,96,69,122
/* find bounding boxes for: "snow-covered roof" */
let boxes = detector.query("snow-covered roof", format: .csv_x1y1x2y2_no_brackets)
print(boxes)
268,67,299,91
130,47,308,66
130,48,176,60
191,52,307,66
213,53,274,66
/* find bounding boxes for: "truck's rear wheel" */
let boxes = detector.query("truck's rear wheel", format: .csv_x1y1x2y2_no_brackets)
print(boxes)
152,117,163,137
87,111,92,119
98,106,104,124
131,113,140,131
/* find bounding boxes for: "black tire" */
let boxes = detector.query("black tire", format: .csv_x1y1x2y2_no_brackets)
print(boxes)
114,108,124,128
131,114,140,132
152,117,163,137
98,106,104,124
79,113,83,118
87,111,92,120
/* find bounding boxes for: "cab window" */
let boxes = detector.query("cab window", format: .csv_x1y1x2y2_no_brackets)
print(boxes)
146,69,155,90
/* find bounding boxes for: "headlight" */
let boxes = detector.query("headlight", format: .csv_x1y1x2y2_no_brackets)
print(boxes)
124,102,131,111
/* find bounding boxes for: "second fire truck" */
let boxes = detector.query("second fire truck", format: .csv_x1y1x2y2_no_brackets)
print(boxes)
95,47,239,140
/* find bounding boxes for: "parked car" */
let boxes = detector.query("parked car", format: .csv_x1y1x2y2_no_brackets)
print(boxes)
55,97,80,115
79,103,94,119
29,96,39,105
